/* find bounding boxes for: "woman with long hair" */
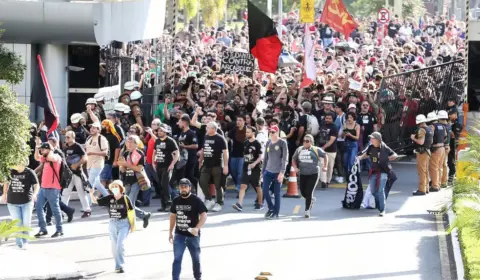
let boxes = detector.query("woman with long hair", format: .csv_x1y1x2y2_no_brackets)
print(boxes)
341,112,360,174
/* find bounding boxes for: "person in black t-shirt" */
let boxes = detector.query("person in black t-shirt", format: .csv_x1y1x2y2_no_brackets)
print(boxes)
227,115,247,192
118,135,151,228
100,120,121,184
2,161,39,249
153,124,179,211
358,101,378,170
199,122,228,212
233,126,264,211
177,114,199,193
63,131,91,218
318,113,337,188
170,178,207,280
96,180,133,273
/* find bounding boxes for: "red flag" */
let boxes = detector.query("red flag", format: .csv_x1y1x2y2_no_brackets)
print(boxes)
248,1,282,73
320,0,358,38
30,55,59,136
300,25,315,88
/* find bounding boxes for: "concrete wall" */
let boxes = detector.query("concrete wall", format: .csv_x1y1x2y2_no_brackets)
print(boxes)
0,44,32,105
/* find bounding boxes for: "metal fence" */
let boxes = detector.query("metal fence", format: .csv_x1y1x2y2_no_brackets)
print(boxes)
377,59,465,152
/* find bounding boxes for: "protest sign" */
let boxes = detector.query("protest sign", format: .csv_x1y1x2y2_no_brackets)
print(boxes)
220,51,254,77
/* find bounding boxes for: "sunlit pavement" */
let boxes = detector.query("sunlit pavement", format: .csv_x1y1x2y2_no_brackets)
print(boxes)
0,163,453,280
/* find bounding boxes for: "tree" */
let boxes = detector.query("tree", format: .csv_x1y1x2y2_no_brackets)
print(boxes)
0,26,31,182
178,0,199,22
200,0,226,27
349,0,426,19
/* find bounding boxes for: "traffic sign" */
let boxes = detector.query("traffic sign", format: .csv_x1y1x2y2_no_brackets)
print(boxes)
377,8,390,24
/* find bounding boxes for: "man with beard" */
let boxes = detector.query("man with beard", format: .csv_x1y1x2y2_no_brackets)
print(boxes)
177,115,199,193
317,113,337,188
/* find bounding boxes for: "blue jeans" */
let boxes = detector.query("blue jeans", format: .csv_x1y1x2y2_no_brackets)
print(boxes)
108,218,130,270
142,163,158,205
125,183,146,219
262,171,281,215
88,167,109,197
368,173,388,212
343,141,358,175
7,202,33,248
36,188,62,232
229,157,244,191
100,164,113,181
172,234,201,280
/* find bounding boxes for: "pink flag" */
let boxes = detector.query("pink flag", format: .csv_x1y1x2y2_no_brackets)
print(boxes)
300,24,316,88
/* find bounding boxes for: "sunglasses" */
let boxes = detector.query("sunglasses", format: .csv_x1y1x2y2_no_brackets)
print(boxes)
303,140,311,143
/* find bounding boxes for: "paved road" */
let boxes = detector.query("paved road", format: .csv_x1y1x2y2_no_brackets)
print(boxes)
0,164,452,280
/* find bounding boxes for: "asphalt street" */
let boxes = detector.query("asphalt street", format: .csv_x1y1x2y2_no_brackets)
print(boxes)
0,163,453,280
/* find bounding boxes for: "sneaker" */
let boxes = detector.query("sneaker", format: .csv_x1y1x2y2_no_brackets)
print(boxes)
336,176,344,183
165,204,172,212
67,209,75,223
264,210,273,218
81,211,91,218
204,200,215,211
115,268,125,273
440,184,448,188
232,203,243,212
321,182,327,189
143,212,151,228
412,190,426,196
379,211,385,217
34,231,48,238
429,187,440,193
46,221,53,226
157,206,166,212
305,210,311,218
267,214,279,220
254,204,264,210
212,203,222,212
51,231,64,238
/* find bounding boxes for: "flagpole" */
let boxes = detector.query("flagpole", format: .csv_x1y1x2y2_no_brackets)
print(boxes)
278,0,283,40
267,0,272,17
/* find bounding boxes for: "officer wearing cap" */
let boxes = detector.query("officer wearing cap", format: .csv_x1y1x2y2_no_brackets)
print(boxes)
411,114,432,195
128,91,145,127
437,110,451,188
169,178,207,280
427,111,446,192
81,98,101,126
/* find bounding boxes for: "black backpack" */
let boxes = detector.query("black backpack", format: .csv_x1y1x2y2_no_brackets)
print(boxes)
49,150,73,189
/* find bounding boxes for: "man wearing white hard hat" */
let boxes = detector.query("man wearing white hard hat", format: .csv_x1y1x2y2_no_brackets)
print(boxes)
128,91,145,127
410,114,432,195
114,103,132,134
427,111,446,192
93,92,106,120
81,98,101,126
63,113,89,145
437,110,451,188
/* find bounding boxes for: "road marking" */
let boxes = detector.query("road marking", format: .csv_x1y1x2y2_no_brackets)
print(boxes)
435,214,453,280
293,205,301,214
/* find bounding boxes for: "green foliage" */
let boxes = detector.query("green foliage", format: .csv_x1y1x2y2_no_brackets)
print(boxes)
0,27,31,182
349,0,425,19
0,220,33,246
179,0,199,22
200,0,226,27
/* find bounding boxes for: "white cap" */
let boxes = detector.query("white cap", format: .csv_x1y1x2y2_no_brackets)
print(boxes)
437,110,448,120
130,91,142,101
124,81,138,91
94,92,105,102
415,114,427,124
426,112,438,122
85,98,97,105
114,103,126,112
70,113,84,124
348,103,357,109
124,106,131,114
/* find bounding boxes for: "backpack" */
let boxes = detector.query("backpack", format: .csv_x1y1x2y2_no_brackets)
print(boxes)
306,114,320,137
87,135,110,160
50,150,73,189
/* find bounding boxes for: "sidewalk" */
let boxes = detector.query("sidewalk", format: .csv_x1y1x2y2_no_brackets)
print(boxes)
0,246,84,280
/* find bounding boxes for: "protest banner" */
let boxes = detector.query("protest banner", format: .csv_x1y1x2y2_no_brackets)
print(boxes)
220,51,255,77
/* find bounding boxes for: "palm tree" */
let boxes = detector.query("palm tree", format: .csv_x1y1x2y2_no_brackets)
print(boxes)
0,220,33,246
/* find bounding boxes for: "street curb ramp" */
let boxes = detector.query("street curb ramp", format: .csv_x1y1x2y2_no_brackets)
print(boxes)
0,247,85,280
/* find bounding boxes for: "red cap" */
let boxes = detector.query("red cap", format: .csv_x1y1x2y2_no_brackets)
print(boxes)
269,125,280,133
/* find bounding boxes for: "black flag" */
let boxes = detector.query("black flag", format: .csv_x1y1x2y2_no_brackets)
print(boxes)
342,159,364,209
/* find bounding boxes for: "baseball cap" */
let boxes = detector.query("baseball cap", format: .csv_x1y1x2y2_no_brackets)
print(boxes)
369,132,383,142
348,103,357,110
40,142,51,150
269,125,280,133
178,178,192,187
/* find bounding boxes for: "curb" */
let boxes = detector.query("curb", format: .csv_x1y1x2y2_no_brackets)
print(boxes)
447,209,465,280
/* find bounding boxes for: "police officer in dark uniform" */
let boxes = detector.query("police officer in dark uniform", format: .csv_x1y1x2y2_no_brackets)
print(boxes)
93,92,107,121
437,110,451,188
81,98,102,126
427,112,446,192
129,91,146,127
411,114,432,195
448,109,462,184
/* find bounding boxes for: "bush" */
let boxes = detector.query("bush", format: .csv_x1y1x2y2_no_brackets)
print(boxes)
0,220,33,246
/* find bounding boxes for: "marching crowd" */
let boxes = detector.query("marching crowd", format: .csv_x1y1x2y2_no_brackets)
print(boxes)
1,11,466,279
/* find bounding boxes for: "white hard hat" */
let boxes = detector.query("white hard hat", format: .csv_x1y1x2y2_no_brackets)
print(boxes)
130,91,142,101
124,81,137,91
94,92,105,102
70,113,84,124
114,103,126,112
426,112,438,122
85,98,97,105
437,110,448,120
415,114,427,124
124,106,131,114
